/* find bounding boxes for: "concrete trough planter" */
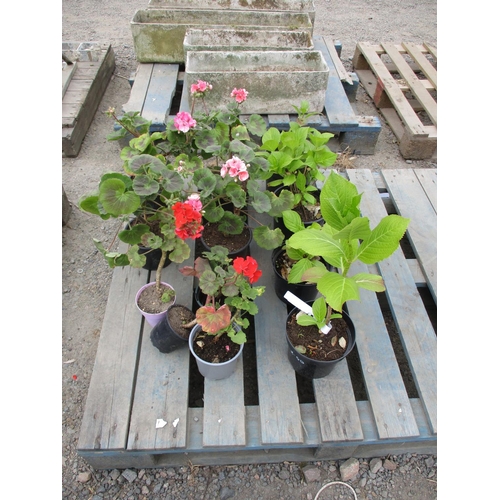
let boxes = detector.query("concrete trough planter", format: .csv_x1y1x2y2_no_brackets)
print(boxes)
185,50,329,114
130,9,313,62
183,28,313,58
147,0,316,22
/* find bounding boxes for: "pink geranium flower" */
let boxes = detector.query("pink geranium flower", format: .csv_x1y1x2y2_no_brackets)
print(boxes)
174,111,196,133
231,88,248,104
220,156,249,181
186,193,203,212
190,80,213,95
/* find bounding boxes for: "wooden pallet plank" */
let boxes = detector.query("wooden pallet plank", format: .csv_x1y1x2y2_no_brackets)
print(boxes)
423,43,437,60
314,36,359,127
141,64,179,125
122,63,154,114
250,213,304,446
355,43,428,137
344,261,420,440
77,262,148,451
62,61,78,97
203,361,246,447
324,37,353,85
381,169,437,302
414,168,437,212
127,242,195,451
381,43,437,126
313,360,364,442
402,42,437,89
348,169,437,435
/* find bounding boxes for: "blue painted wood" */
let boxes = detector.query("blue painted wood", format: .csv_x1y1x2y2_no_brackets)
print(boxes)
348,169,437,436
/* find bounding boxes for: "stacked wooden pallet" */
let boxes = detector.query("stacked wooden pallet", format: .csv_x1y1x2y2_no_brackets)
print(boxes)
353,42,437,160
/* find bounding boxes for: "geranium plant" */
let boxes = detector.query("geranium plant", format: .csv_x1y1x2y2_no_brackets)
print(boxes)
179,245,265,345
285,171,410,334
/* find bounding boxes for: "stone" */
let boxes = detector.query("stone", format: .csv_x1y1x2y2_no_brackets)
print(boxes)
340,458,360,481
369,457,383,474
110,469,121,481
220,486,235,500
301,465,321,483
383,459,397,471
122,469,138,482
77,472,92,483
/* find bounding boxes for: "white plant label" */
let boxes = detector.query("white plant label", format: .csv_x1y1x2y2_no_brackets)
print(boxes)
284,291,332,334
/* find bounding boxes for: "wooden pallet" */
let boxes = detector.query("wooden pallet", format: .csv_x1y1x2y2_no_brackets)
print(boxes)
352,42,437,160
77,168,437,469
121,36,381,154
62,42,115,157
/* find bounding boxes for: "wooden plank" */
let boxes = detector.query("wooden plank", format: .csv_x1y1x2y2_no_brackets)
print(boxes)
140,64,179,124
355,43,428,137
250,213,304,445
381,169,437,302
127,241,195,451
403,42,437,89
348,169,437,435
314,36,358,127
381,43,437,126
424,43,437,60
414,168,437,212
313,360,364,442
122,63,154,114
344,260,420,440
203,360,246,447
62,61,77,97
77,262,149,451
324,37,353,84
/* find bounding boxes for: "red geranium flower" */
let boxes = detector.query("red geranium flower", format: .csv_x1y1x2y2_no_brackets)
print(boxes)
172,201,204,240
233,256,262,284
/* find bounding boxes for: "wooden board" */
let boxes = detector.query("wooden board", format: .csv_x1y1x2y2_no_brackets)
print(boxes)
62,43,115,157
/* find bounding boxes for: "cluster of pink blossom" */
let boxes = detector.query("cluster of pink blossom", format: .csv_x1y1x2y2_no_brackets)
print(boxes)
231,88,248,103
190,79,213,96
220,156,249,181
173,111,196,133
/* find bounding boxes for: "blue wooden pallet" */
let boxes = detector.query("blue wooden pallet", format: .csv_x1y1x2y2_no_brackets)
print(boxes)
121,36,381,154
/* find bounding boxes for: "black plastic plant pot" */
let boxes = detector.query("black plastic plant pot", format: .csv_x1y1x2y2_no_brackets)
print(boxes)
272,247,319,306
150,305,192,353
139,246,171,272
200,224,252,259
285,305,356,379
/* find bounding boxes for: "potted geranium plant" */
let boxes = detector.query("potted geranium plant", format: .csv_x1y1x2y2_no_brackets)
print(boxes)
179,245,265,380
283,171,410,379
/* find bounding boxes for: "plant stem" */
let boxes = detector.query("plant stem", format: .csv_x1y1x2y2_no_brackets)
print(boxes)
155,250,167,292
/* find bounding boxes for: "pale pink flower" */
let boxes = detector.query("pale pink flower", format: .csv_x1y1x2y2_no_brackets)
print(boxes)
174,111,196,133
231,88,248,103
221,156,249,181
190,80,212,95
186,193,203,212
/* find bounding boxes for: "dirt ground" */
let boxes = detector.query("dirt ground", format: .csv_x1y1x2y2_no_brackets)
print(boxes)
60,1,439,498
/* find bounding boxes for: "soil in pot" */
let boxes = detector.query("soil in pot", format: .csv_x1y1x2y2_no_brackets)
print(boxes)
201,222,252,256
191,330,241,364
165,304,196,340
137,283,175,314
286,310,350,362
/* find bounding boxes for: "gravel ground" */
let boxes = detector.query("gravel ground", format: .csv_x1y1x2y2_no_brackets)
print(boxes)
59,1,442,498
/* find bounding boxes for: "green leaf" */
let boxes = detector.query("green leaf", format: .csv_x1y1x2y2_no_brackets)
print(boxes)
118,223,150,244
267,189,295,217
161,169,184,193
282,209,304,233
356,215,410,264
231,125,251,142
352,272,386,292
296,313,318,327
312,296,327,323
168,239,191,263
252,226,284,250
331,217,371,242
78,193,103,216
260,127,282,151
317,273,360,313
250,190,272,213
228,327,247,345
217,212,245,234
132,175,160,196
99,178,141,216
129,154,165,173
299,263,329,283
288,258,315,284
246,114,267,137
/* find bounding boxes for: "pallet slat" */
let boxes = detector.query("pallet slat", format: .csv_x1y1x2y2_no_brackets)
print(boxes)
348,169,437,436
381,169,437,302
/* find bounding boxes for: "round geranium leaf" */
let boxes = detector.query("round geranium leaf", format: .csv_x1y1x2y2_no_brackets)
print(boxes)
246,114,267,137
118,223,150,244
129,154,164,173
161,169,184,193
99,178,141,216
132,175,160,196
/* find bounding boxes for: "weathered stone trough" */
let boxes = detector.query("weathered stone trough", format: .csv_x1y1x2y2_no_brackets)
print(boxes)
131,9,313,62
185,50,329,113
183,28,314,58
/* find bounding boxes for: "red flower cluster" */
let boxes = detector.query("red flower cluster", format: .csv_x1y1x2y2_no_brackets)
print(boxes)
233,256,262,284
172,201,204,240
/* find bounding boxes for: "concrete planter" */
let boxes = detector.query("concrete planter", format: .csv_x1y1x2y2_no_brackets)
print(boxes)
130,9,313,62
185,50,329,114
147,0,316,22
183,28,313,58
